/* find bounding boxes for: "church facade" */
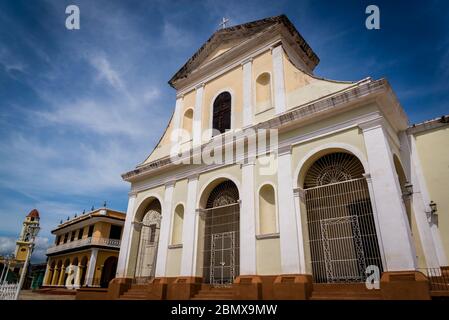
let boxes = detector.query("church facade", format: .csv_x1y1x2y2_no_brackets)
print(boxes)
109,15,449,300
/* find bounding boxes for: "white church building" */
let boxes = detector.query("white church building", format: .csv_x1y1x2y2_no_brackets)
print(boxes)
103,15,449,300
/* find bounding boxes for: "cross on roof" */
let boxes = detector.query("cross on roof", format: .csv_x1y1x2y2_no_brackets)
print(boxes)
219,17,230,29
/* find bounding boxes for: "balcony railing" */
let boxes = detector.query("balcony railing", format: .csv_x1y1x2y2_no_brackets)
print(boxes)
46,237,121,254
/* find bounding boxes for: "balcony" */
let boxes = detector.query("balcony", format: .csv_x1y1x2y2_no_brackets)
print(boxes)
46,237,121,255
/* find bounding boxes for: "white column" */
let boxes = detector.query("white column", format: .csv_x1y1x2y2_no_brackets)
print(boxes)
86,248,99,286
74,263,82,288
242,58,253,127
172,95,184,142
192,84,204,147
409,134,448,266
277,146,302,274
155,181,175,277
240,162,257,274
116,192,136,278
293,190,307,274
361,119,416,271
272,45,286,114
180,175,199,276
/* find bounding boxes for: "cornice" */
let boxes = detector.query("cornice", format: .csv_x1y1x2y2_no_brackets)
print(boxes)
123,78,389,185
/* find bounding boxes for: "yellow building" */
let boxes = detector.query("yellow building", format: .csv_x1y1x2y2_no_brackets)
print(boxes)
0,209,41,283
42,208,125,289
96,15,447,300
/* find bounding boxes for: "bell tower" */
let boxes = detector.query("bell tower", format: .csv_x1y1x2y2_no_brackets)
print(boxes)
15,209,40,261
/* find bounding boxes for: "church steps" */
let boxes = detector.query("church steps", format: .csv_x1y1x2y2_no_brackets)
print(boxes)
310,283,381,300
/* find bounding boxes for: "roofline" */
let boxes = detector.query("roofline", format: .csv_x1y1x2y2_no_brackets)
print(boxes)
51,208,125,233
407,114,449,135
168,14,319,88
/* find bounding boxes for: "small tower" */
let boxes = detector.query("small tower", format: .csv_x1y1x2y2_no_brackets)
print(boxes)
15,209,40,262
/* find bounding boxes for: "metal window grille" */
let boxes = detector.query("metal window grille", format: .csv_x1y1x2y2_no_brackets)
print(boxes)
303,153,383,283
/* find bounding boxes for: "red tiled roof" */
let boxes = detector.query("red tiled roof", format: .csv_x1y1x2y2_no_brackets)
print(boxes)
26,209,40,218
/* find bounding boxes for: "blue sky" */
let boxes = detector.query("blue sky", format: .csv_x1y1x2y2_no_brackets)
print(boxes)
0,0,448,262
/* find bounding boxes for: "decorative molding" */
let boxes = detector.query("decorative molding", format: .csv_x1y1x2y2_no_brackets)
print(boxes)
123,79,388,183
164,180,176,188
278,144,292,155
358,117,385,132
195,83,205,90
293,187,306,200
168,244,183,249
240,57,253,66
256,233,280,240
187,173,199,182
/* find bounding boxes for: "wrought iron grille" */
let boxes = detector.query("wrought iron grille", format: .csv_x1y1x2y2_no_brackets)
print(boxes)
210,231,236,286
202,181,240,286
305,178,383,283
135,200,161,280
304,152,365,189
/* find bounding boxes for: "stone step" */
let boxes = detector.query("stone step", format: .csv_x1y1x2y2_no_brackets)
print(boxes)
191,297,233,300
192,287,235,300
311,295,380,300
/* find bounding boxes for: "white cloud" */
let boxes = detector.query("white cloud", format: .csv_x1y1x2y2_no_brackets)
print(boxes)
0,236,16,256
89,54,126,92
0,236,49,263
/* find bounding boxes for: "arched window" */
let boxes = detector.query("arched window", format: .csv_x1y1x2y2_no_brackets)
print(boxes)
171,204,184,245
182,109,193,133
256,73,272,112
258,184,277,234
212,92,231,135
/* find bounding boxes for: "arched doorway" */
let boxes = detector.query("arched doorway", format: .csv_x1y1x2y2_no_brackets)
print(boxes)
62,259,70,286
300,152,383,283
79,256,88,286
100,256,118,288
200,180,240,286
134,199,162,282
47,261,55,285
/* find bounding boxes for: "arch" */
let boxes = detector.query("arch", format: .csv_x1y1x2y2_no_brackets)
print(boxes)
46,260,56,285
197,174,241,209
130,197,162,281
80,256,88,286
299,151,383,283
197,179,240,285
100,256,118,288
52,260,63,286
255,72,273,112
211,91,232,135
294,143,370,189
258,183,277,235
171,203,184,245
62,258,70,286
208,88,235,138
182,108,194,134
